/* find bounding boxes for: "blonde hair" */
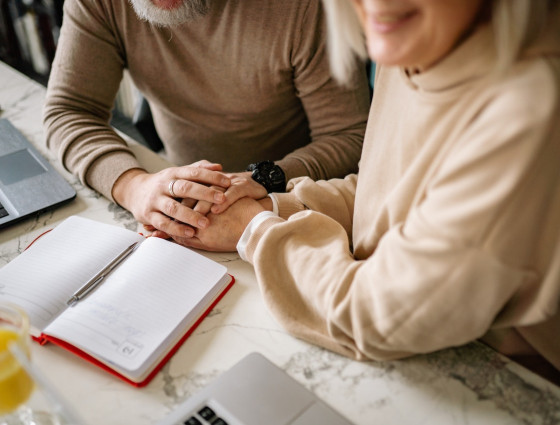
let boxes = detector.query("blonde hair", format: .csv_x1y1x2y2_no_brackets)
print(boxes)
322,0,367,84
492,0,557,73
322,0,558,84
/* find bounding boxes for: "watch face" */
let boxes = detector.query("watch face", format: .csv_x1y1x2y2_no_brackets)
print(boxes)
269,168,284,185
251,169,266,185
248,161,286,193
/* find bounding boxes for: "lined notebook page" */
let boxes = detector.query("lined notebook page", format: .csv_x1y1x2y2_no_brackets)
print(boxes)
0,216,144,332
43,236,227,376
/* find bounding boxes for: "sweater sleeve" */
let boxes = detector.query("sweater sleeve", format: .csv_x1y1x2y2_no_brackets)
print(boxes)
275,0,370,181
243,62,560,361
272,174,357,237
43,0,141,201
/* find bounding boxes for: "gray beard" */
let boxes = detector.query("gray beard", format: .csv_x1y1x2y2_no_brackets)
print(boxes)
128,0,209,27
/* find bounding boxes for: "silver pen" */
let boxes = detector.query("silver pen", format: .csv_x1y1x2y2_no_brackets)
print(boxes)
66,241,140,306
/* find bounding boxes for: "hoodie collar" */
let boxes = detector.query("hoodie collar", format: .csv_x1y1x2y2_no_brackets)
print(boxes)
402,24,496,94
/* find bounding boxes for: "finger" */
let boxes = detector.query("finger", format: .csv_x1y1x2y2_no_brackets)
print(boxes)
195,185,226,215
193,200,213,215
143,224,170,238
211,182,267,214
150,211,198,237
150,230,171,239
181,197,198,209
173,166,230,189
157,198,210,231
168,179,227,204
210,196,236,214
191,160,223,171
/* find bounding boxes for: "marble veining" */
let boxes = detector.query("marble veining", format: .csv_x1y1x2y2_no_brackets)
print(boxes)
1,61,560,425
107,203,138,231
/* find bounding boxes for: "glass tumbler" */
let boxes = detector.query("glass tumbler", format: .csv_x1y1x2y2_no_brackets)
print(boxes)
0,303,72,425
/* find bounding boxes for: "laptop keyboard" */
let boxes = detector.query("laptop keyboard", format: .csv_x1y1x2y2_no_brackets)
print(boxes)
182,406,228,425
0,201,8,218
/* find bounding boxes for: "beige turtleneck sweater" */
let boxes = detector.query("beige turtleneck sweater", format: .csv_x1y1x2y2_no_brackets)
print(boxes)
243,22,560,380
43,0,370,201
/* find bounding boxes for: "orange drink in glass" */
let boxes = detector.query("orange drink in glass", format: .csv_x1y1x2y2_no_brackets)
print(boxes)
0,304,34,417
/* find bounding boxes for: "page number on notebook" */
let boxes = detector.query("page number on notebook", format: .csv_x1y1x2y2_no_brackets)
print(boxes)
117,340,142,358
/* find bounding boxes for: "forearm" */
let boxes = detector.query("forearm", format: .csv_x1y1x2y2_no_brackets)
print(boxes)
43,0,135,201
285,0,370,181
246,212,527,362
275,122,366,182
43,100,140,201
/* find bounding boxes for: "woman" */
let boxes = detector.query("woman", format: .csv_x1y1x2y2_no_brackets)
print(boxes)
183,0,560,383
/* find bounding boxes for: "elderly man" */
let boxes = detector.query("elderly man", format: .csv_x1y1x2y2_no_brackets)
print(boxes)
43,0,370,240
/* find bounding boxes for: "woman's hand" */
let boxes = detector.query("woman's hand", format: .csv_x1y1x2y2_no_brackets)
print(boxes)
112,160,231,239
209,171,268,214
171,197,269,251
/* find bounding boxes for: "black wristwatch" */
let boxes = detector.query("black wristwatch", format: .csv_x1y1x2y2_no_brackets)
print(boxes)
246,160,286,193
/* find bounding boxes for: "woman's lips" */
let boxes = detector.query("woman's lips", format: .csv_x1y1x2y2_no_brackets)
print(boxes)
368,10,418,34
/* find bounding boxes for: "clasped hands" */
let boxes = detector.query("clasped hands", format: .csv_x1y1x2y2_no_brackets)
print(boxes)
112,160,272,252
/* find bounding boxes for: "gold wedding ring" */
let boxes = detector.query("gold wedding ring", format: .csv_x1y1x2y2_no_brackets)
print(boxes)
168,179,178,197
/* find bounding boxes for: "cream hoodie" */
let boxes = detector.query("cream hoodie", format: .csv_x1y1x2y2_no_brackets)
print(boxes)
244,22,560,380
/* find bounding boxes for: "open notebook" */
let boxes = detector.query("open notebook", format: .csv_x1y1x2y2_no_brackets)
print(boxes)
0,216,234,386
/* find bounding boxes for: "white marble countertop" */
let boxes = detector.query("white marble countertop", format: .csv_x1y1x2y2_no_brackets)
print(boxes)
1,61,559,425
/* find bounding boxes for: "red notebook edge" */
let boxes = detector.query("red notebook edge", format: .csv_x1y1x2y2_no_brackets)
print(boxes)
35,274,235,388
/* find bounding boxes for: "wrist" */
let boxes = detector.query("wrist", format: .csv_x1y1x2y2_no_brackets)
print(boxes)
258,197,273,212
237,210,279,262
112,168,147,209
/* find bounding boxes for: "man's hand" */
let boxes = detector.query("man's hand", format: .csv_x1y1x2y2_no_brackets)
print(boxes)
176,170,267,217
172,197,271,251
112,160,231,239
